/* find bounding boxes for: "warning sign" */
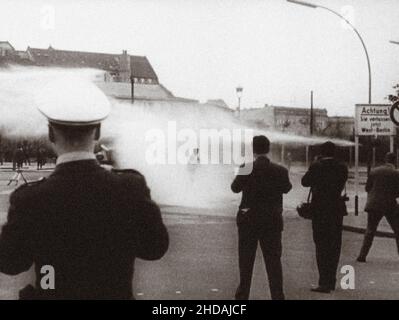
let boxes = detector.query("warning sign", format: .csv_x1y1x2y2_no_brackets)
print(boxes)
355,104,395,136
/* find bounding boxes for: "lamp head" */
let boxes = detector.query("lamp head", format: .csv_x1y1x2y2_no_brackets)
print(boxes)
287,0,317,9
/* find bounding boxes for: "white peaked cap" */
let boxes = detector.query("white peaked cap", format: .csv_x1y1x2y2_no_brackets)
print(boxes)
36,78,111,126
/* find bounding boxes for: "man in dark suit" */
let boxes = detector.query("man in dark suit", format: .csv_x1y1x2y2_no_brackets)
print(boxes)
0,80,169,299
231,135,292,300
357,152,399,262
301,141,348,293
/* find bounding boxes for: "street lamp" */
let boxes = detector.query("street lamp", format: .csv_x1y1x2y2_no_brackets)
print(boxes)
287,0,317,8
287,0,372,104
236,86,243,114
287,0,373,216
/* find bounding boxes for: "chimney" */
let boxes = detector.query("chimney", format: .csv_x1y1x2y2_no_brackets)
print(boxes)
119,50,130,82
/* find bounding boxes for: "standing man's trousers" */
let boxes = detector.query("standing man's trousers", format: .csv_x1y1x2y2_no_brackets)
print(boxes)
358,209,399,260
312,216,343,290
235,221,284,300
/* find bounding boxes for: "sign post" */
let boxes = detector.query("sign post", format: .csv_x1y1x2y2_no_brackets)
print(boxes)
390,100,399,153
354,135,359,215
354,104,395,215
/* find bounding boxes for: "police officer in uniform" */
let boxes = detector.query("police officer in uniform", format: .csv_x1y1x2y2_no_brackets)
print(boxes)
0,80,169,299
232,135,292,300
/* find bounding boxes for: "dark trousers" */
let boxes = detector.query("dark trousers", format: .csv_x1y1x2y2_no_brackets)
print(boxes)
236,221,284,300
312,216,343,289
358,210,399,259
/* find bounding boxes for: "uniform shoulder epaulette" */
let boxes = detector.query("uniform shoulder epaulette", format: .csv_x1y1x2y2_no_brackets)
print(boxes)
25,177,46,186
111,168,143,176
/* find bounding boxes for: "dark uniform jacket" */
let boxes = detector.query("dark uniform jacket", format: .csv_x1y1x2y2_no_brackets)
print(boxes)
231,156,292,231
301,157,348,222
0,160,169,299
364,163,399,213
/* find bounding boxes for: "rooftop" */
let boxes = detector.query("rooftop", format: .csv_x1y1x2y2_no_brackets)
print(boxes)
27,46,158,80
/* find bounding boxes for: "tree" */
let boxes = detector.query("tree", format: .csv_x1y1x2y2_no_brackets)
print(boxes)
387,84,399,103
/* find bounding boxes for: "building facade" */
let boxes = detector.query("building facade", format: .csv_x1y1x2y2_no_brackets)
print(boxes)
0,41,192,101
324,116,355,140
274,106,328,135
239,106,275,129
25,46,158,84
240,104,353,138
0,41,14,57
0,41,159,85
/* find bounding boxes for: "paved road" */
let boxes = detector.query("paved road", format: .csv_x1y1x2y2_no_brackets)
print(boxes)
132,213,399,300
0,164,398,299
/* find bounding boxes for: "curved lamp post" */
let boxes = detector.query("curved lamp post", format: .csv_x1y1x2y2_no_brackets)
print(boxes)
287,0,372,104
287,0,373,215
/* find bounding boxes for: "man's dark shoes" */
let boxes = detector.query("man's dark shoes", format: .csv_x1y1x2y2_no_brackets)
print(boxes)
235,287,249,300
356,256,366,263
310,286,331,293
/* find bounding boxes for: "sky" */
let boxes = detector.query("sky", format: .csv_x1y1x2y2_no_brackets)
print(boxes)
1,0,399,116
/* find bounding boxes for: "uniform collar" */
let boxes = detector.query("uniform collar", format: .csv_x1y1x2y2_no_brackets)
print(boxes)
56,151,96,166
254,154,269,160
320,157,334,162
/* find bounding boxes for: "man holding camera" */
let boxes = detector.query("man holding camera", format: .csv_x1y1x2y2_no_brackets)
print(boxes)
301,141,348,294
232,135,292,300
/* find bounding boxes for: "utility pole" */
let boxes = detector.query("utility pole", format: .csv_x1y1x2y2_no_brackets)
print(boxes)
310,90,314,135
130,75,135,104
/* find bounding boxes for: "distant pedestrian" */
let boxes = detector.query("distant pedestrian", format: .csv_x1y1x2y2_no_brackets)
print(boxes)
301,141,348,293
357,152,399,262
36,147,46,170
232,135,292,300
13,145,25,170
188,148,200,165
22,143,31,166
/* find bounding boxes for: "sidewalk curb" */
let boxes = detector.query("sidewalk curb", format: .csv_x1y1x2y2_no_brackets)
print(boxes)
343,224,395,238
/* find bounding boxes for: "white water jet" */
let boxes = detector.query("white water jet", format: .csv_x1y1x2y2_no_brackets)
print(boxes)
0,66,352,208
